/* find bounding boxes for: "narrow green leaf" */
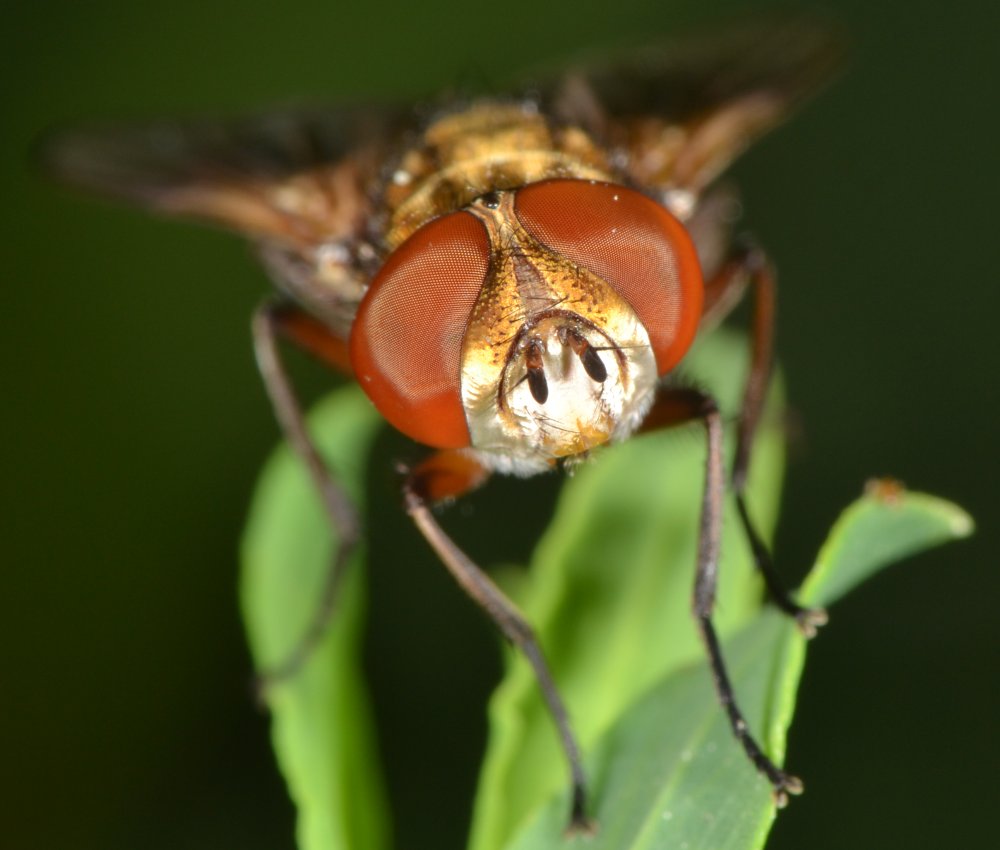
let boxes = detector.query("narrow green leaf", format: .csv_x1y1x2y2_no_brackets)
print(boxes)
799,481,975,609
240,387,390,850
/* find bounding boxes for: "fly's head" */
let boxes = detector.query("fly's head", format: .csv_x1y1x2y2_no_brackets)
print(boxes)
350,178,704,473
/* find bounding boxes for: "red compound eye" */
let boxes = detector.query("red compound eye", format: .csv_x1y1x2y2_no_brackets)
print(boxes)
514,179,703,374
349,210,490,448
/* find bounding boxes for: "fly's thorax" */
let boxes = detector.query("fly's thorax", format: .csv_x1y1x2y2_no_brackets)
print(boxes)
382,102,614,251
460,191,658,473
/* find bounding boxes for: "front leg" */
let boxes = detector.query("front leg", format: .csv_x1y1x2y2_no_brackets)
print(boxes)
404,450,593,834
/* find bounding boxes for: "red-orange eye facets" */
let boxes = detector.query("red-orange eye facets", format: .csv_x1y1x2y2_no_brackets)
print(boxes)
514,179,704,374
349,210,490,448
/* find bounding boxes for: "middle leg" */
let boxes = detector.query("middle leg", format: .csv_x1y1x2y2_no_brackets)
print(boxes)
648,386,804,804
702,244,827,635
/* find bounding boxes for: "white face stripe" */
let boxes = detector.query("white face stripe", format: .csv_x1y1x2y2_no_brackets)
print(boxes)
462,312,658,474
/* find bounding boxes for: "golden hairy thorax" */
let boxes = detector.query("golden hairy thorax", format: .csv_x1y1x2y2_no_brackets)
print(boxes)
381,102,617,251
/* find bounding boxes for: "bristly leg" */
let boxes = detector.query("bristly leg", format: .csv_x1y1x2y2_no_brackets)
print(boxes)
703,242,827,634
404,450,595,834
676,387,805,803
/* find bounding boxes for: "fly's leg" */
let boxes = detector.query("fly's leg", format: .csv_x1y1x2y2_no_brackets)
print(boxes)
251,299,360,689
404,450,593,834
702,244,827,636
649,387,804,805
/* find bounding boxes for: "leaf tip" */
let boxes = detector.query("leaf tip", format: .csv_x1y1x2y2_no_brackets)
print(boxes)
945,506,975,538
862,476,974,540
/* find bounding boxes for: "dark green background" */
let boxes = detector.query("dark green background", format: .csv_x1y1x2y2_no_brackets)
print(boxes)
4,1,997,848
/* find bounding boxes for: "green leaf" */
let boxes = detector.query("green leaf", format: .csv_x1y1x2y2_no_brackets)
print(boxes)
799,481,974,609
469,353,973,850
240,387,390,850
493,486,971,850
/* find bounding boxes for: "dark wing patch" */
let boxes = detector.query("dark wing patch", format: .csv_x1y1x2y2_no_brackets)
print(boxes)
543,19,843,123
519,18,845,191
39,104,413,243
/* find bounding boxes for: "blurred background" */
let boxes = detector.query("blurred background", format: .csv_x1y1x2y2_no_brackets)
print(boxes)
4,0,997,848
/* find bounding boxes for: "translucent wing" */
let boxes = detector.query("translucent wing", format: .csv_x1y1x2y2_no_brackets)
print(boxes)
40,104,413,244
526,17,845,192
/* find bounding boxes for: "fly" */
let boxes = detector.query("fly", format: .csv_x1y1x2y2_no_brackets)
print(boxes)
42,18,842,832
